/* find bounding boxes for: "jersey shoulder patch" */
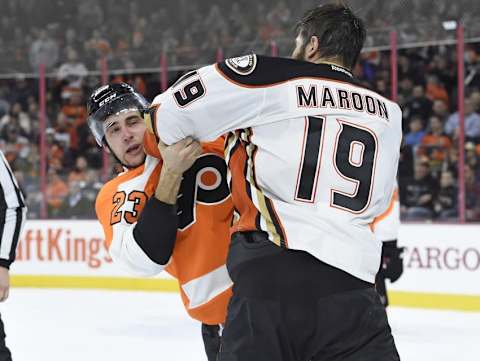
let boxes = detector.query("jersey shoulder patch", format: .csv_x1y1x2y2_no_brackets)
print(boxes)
225,54,257,75
216,55,361,88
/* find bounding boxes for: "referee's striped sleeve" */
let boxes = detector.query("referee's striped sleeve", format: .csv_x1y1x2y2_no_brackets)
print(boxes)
0,150,27,269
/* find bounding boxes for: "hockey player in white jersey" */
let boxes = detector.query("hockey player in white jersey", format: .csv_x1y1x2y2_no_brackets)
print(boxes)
146,4,401,360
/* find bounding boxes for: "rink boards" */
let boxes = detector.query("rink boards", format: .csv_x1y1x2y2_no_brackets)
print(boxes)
9,220,480,311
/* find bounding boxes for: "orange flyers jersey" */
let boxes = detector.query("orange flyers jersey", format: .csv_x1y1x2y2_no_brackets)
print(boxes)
95,133,234,324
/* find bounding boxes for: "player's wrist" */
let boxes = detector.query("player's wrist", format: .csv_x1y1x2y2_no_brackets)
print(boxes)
161,164,185,178
155,170,183,204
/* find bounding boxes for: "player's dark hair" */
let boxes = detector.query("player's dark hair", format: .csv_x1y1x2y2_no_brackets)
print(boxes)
295,3,366,69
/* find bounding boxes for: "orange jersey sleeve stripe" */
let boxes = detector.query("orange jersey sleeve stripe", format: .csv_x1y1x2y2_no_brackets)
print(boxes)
370,188,399,231
228,137,260,233
227,130,288,247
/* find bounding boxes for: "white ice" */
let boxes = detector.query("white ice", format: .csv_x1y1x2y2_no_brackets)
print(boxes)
1,288,479,361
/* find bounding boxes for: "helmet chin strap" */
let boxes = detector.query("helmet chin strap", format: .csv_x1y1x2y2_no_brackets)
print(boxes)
103,139,146,170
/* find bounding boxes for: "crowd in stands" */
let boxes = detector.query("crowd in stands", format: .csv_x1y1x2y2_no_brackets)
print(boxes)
0,0,480,221
356,44,480,221
1,0,479,74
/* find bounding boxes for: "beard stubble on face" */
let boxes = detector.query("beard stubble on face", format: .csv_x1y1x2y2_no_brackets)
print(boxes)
121,141,147,168
105,139,147,170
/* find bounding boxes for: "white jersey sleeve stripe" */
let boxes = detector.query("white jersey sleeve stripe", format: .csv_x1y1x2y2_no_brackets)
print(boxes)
108,223,165,277
182,265,233,309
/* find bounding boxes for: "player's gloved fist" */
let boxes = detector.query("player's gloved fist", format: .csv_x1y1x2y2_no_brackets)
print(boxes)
381,240,404,283
158,137,202,175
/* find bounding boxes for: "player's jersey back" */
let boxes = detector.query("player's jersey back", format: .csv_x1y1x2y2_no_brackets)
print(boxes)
95,134,233,324
150,55,403,283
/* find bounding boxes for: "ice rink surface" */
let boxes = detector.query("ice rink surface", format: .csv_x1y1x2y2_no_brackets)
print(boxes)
1,288,478,361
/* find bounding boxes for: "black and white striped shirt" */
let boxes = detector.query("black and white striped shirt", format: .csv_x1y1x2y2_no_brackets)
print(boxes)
0,150,27,269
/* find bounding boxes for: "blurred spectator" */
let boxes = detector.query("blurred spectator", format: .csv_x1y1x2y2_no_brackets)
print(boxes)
465,142,480,178
433,170,458,220
57,47,88,91
400,161,438,220
64,28,81,52
68,156,96,184
0,102,31,138
57,180,96,219
29,29,59,71
53,113,73,149
404,116,425,148
0,124,30,172
9,76,35,110
431,99,450,123
430,55,454,92
418,115,452,173
84,30,112,61
60,89,87,152
46,138,66,174
425,74,449,104
465,165,480,220
444,98,480,141
46,169,69,218
77,0,104,34
403,85,432,123
465,45,480,91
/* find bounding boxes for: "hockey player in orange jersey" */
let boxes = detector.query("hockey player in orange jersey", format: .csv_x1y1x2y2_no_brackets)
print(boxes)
87,83,233,361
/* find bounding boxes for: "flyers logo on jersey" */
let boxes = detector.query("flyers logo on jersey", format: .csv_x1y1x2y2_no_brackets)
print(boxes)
225,54,257,75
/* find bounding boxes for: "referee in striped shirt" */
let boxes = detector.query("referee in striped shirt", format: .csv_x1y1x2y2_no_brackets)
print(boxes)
0,150,27,361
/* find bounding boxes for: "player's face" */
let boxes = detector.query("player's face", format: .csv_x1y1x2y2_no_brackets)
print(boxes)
104,110,146,168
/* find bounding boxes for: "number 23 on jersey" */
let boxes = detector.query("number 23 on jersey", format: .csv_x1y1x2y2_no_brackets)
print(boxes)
109,154,230,228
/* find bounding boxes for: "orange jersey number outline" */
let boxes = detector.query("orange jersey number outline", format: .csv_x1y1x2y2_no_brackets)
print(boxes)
110,190,148,225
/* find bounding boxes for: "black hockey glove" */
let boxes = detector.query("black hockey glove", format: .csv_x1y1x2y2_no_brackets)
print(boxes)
381,240,404,283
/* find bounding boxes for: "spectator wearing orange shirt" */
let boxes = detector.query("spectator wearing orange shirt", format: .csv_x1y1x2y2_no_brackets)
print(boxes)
60,90,87,151
418,115,452,172
61,90,87,124
46,170,69,217
426,74,449,104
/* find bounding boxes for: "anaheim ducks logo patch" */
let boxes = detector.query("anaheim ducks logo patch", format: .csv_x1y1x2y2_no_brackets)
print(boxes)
225,54,257,75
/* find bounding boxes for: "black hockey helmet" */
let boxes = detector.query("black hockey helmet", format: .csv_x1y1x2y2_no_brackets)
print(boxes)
87,83,149,146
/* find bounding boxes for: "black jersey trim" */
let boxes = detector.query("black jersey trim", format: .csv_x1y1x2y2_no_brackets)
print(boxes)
217,55,363,88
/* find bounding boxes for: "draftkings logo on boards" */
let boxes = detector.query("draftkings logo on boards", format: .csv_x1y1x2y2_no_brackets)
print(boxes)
15,223,111,269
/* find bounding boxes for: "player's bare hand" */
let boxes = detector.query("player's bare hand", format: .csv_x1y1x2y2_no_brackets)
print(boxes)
0,267,10,302
158,137,202,175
